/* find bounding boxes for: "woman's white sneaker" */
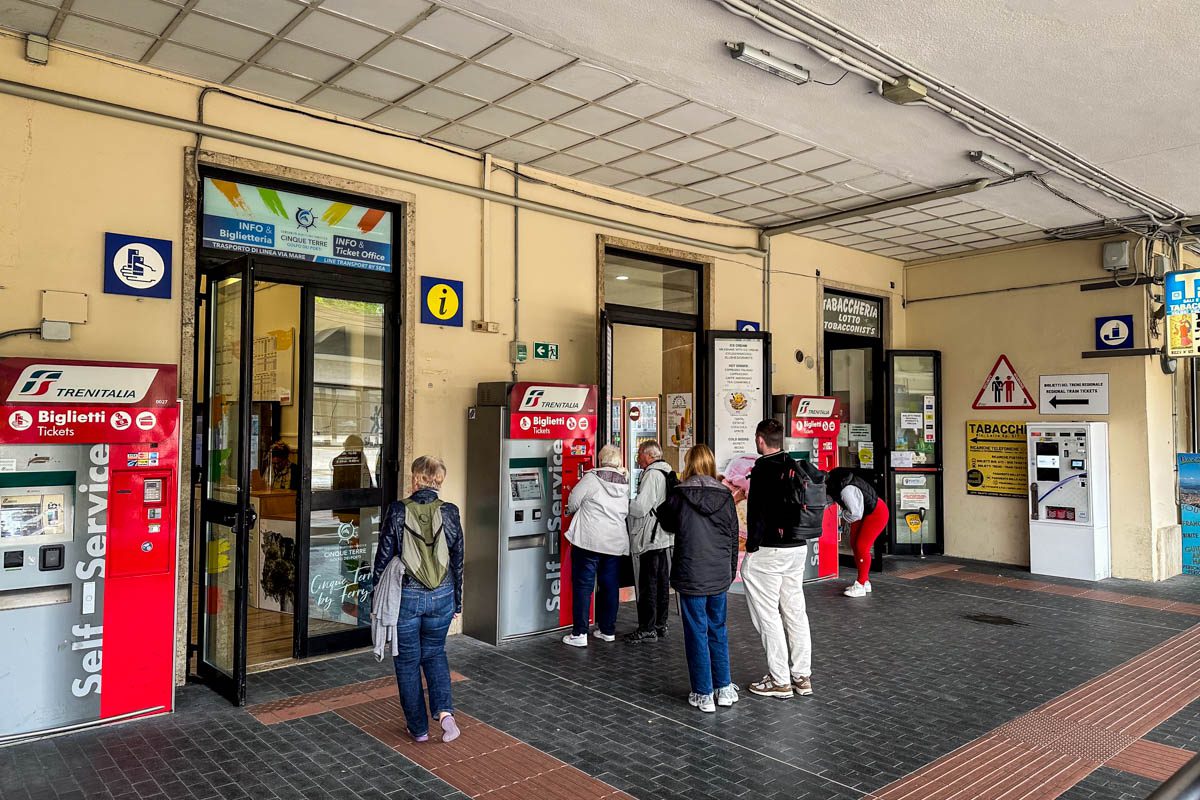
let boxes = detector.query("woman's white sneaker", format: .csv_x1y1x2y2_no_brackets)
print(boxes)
715,684,740,707
843,581,869,597
562,633,588,647
688,692,716,713
593,631,616,643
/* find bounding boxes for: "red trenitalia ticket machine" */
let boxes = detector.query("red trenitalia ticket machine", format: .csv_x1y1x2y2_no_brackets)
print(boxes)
0,358,179,742
775,394,841,581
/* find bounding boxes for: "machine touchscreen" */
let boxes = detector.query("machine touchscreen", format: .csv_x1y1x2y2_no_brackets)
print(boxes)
0,491,68,541
510,472,543,501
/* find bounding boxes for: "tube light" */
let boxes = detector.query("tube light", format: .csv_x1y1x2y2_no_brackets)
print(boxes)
726,42,810,85
968,150,1016,178
615,275,629,281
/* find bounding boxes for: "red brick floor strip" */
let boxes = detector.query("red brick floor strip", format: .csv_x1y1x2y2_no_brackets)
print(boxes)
333,695,633,799
869,623,1200,799
1106,740,1196,782
247,670,467,725
923,568,1200,617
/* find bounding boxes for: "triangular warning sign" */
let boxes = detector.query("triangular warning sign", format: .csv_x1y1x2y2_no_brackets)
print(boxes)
972,354,1036,409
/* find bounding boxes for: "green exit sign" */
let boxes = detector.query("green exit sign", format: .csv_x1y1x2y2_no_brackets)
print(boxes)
533,342,559,360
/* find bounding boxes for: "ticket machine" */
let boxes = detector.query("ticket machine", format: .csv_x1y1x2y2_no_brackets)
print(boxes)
0,358,179,743
464,382,597,644
1026,422,1110,580
773,394,840,581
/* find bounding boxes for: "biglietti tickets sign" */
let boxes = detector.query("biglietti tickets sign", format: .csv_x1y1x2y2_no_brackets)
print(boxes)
0,359,177,444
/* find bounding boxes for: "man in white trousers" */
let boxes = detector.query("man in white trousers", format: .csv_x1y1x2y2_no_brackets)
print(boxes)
741,418,813,699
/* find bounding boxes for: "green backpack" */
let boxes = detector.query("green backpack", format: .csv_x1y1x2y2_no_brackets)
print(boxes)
400,499,450,589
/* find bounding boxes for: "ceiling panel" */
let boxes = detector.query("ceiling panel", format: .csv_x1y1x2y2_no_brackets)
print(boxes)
0,0,1049,262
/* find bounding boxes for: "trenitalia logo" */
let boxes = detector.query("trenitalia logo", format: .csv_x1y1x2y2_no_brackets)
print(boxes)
794,397,836,418
18,369,63,396
8,364,158,404
517,386,589,412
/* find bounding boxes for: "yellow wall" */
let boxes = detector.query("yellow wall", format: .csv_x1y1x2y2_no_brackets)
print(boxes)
905,239,1180,580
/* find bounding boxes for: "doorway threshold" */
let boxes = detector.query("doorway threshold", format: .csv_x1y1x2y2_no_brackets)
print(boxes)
248,646,372,675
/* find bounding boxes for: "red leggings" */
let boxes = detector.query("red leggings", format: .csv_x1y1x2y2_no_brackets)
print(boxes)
850,502,890,584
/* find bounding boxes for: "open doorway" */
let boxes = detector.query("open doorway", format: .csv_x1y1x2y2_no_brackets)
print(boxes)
600,246,705,484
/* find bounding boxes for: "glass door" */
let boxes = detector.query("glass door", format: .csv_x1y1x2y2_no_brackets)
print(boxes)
825,332,886,565
887,351,943,555
300,291,392,656
197,257,255,705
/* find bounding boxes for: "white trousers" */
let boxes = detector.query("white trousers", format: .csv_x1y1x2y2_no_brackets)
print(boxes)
741,544,812,685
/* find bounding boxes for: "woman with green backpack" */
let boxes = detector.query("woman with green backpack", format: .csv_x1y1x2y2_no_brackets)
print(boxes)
373,456,465,744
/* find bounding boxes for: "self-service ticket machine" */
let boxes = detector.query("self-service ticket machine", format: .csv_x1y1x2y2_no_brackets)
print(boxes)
1026,422,1110,581
465,382,596,645
773,394,840,581
0,358,179,743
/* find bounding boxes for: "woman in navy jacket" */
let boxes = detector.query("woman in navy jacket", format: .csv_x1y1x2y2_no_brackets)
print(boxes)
373,456,465,743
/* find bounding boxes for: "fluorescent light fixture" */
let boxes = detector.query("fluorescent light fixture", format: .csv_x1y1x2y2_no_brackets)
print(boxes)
615,275,629,281
726,42,810,85
968,150,1016,177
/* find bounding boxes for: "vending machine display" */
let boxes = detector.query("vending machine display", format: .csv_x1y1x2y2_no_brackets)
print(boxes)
1026,422,1110,580
464,382,597,644
0,358,179,743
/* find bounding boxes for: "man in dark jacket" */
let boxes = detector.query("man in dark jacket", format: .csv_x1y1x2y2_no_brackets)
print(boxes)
743,419,813,700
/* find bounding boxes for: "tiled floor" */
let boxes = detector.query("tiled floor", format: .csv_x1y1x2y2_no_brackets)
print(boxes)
3,557,1199,800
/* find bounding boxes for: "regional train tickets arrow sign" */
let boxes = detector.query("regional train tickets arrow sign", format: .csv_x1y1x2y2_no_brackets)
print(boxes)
1039,373,1109,415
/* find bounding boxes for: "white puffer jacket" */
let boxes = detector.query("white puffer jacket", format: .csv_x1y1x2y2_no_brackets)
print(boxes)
566,466,631,556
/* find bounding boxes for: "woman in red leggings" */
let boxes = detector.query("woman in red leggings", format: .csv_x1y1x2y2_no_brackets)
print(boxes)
827,469,890,597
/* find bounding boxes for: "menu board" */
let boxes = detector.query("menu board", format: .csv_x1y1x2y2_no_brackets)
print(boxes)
712,336,766,470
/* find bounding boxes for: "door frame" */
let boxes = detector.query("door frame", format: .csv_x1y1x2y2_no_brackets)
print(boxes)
885,349,945,556
194,256,255,705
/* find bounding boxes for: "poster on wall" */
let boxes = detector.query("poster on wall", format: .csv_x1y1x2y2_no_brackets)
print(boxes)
202,177,393,272
1166,270,1200,357
965,420,1028,498
666,392,694,466
710,335,767,471
1178,454,1200,575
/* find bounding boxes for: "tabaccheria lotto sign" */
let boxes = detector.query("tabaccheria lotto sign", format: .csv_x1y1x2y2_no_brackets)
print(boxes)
1167,269,1200,357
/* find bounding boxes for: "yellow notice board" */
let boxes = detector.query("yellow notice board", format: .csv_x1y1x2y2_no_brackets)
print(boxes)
965,420,1028,498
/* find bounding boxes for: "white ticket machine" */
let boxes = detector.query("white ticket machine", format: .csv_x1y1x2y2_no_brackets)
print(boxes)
1026,422,1110,580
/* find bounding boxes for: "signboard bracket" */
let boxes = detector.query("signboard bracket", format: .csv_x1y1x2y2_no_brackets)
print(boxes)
1081,348,1159,359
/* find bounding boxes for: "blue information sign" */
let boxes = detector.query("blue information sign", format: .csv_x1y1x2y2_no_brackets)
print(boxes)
103,232,173,299
1094,315,1133,350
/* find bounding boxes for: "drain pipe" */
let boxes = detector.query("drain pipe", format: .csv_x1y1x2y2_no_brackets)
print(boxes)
760,230,771,332
512,166,521,384
0,78,765,259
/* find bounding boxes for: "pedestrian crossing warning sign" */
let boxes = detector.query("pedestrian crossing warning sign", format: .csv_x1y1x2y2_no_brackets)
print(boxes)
972,354,1035,410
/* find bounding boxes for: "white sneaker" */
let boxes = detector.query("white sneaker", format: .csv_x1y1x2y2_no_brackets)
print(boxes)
688,692,716,713
715,684,740,707
843,581,868,598
562,633,588,647
593,631,616,643
864,581,872,593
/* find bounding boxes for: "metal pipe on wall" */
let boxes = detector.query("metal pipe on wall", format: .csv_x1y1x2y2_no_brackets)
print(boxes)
481,154,493,324
0,78,766,259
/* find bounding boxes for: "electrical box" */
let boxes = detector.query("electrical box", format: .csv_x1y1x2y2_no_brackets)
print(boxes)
1102,241,1131,274
1026,422,1110,580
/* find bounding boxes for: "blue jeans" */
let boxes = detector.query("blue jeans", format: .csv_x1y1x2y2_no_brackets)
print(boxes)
679,592,731,696
392,578,455,737
571,546,620,636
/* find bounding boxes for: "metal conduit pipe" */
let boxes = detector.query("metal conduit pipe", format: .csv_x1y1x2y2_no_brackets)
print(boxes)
0,78,766,259
717,0,1180,222
766,0,1181,218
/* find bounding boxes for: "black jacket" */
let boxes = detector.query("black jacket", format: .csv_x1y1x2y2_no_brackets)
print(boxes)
373,489,465,614
746,451,808,552
657,475,739,596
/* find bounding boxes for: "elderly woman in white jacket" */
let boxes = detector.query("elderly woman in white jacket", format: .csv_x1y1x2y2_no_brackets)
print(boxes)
562,444,630,648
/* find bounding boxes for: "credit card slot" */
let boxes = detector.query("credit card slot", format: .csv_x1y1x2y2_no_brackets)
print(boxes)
0,583,71,611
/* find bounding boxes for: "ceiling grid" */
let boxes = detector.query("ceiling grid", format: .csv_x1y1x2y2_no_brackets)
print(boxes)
0,0,1050,260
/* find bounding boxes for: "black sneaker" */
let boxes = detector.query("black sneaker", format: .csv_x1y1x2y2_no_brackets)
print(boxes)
624,629,658,644
655,625,669,639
